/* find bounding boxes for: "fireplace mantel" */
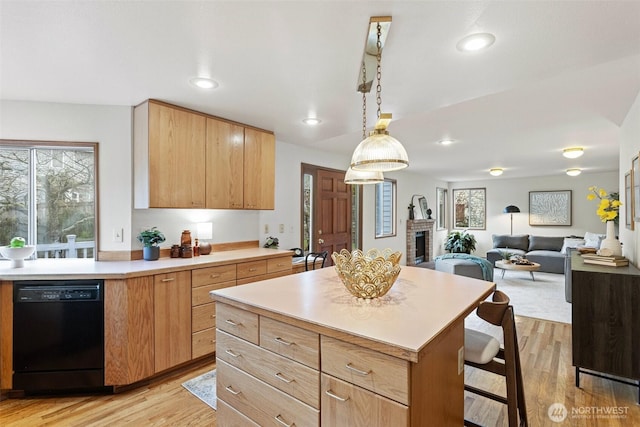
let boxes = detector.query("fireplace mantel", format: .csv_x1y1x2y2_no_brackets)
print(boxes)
406,219,435,266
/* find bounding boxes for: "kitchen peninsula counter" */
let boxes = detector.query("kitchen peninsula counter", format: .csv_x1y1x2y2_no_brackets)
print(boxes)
0,247,293,280
211,266,495,426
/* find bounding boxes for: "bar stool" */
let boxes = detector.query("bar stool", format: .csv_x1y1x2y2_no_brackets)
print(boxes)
305,251,328,271
464,290,528,427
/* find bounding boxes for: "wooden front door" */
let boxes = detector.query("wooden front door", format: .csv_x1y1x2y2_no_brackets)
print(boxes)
315,168,352,266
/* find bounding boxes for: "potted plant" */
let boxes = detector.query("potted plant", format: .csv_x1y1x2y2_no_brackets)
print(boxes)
444,230,477,254
263,236,279,249
137,227,166,261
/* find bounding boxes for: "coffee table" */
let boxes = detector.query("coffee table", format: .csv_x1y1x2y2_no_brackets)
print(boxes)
495,260,541,281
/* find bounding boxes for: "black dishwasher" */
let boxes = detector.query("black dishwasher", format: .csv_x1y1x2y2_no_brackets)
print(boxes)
13,280,106,393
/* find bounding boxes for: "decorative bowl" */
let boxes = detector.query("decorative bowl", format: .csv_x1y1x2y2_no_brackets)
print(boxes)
0,245,36,268
332,248,402,299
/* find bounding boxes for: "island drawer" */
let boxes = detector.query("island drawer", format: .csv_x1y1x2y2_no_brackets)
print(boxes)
216,302,259,344
192,327,215,358
192,264,236,288
217,330,319,408
217,399,260,427
193,281,234,307
192,302,215,332
236,260,267,279
321,373,409,427
217,359,319,427
320,336,409,405
260,316,320,369
267,256,292,273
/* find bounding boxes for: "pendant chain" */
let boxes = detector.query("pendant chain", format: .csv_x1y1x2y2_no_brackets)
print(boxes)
361,61,367,139
376,22,382,119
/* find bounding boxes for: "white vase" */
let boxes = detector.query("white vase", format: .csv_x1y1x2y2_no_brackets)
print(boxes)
598,220,622,257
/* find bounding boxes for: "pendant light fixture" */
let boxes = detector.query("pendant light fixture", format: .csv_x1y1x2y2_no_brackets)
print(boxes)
350,17,409,172
345,59,384,184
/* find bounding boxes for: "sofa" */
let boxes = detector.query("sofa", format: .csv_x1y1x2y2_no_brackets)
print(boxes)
486,234,566,274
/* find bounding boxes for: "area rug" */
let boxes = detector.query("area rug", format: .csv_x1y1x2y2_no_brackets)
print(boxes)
182,369,217,410
492,269,571,324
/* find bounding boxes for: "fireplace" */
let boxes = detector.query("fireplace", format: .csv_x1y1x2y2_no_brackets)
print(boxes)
406,219,435,266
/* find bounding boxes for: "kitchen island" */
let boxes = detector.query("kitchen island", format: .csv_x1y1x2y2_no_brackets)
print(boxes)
211,266,495,426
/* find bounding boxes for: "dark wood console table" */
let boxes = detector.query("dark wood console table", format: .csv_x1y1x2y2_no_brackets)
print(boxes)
570,252,640,403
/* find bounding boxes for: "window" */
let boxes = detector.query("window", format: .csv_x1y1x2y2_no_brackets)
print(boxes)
375,178,396,238
453,188,486,229
436,187,447,230
0,142,97,259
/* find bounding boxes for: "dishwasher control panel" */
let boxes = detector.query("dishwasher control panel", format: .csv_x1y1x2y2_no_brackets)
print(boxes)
14,281,103,302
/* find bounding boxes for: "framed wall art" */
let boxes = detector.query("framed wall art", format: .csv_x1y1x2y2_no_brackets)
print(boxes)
625,170,634,230
529,190,572,226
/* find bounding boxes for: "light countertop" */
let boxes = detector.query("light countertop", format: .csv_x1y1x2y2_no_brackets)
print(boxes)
0,248,293,280
211,266,495,362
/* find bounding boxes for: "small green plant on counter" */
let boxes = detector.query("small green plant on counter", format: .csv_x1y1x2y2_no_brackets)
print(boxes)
9,237,26,248
137,227,166,247
264,236,279,249
444,230,477,254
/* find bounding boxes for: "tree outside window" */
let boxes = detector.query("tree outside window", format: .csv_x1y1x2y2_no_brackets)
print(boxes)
453,188,486,229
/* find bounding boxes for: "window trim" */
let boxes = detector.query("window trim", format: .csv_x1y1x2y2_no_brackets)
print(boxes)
375,178,397,238
452,187,486,230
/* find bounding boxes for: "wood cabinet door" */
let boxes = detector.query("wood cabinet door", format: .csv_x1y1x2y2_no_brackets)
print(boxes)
205,117,244,209
243,128,275,209
154,271,192,372
148,102,206,208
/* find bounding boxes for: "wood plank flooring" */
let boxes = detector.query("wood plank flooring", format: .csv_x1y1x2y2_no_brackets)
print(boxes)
1,316,639,426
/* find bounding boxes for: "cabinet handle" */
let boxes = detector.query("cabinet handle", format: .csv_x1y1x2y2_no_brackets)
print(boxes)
161,278,175,282
248,268,257,272
225,385,241,395
274,414,294,427
225,349,240,358
274,372,293,383
345,363,371,376
225,319,240,326
277,263,286,267
210,274,220,278
325,389,349,402
210,314,216,319
274,337,293,346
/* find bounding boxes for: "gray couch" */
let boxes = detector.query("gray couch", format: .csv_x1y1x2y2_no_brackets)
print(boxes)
486,234,566,274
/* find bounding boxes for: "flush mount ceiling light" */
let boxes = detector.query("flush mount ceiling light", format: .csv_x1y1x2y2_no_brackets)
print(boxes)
563,147,584,159
302,117,321,125
189,77,218,89
566,168,582,176
438,139,455,146
456,32,496,52
351,17,409,172
489,168,504,176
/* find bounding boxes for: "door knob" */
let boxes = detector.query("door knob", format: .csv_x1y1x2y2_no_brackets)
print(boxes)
318,238,324,245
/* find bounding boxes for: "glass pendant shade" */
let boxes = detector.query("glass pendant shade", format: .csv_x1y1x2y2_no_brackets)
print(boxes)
350,130,409,172
344,167,384,184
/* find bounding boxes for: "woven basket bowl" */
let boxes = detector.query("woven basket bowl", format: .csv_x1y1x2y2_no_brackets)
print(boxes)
332,248,402,299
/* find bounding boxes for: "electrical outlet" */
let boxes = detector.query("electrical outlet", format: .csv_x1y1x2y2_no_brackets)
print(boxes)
264,224,269,234
458,346,464,375
279,224,284,233
112,228,123,242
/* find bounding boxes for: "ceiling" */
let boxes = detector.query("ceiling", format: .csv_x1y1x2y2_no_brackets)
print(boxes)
1,1,639,182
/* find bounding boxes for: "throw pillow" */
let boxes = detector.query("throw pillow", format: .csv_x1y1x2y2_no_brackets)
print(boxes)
492,234,529,251
583,232,605,248
561,237,586,254
528,236,564,252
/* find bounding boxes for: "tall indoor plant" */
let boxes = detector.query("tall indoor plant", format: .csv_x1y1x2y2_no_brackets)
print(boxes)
137,226,166,261
444,230,477,254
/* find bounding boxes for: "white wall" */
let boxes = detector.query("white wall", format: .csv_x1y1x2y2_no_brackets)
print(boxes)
619,91,640,264
450,171,619,256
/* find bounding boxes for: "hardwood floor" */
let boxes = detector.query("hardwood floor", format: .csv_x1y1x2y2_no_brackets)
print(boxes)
1,316,638,426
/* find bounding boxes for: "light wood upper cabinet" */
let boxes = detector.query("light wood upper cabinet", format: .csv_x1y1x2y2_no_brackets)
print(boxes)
134,100,206,208
244,128,275,210
205,118,244,209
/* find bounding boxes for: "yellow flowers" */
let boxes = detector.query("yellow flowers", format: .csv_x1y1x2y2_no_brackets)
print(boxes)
587,186,621,222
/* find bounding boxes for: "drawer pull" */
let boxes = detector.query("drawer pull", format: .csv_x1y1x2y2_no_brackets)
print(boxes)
274,414,294,427
225,385,241,395
248,268,257,272
225,349,240,358
210,314,216,319
274,337,293,346
274,372,293,383
325,389,350,402
161,278,175,282
225,319,241,327
210,274,220,278
278,263,286,267
346,363,371,376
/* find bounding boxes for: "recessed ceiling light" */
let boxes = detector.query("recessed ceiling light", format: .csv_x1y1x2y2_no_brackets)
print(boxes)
438,139,455,145
566,168,582,176
189,77,219,89
302,117,321,125
456,33,496,52
489,168,503,176
563,147,584,159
